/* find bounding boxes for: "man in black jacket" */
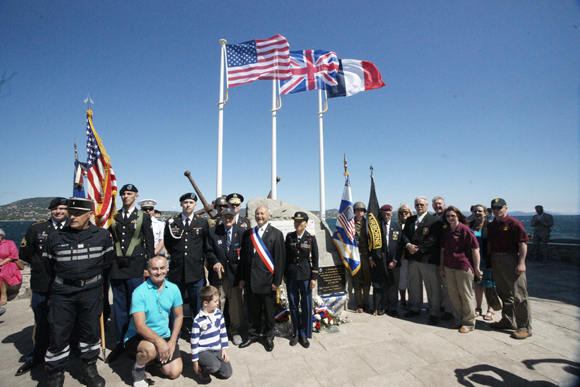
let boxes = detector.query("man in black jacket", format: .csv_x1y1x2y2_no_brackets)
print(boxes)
207,208,245,345
238,205,285,352
401,196,443,325
16,197,68,376
106,184,155,363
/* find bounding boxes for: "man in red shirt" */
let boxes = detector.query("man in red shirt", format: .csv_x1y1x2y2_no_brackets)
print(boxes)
486,198,532,339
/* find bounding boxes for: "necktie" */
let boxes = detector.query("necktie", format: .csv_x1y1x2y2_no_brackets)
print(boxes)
227,229,232,252
124,211,128,220
185,218,190,228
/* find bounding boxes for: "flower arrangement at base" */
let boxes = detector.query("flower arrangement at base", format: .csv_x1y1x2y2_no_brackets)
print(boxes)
312,295,350,333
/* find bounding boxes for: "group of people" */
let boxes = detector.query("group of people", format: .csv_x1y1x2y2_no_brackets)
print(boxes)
13,185,321,387
350,196,533,340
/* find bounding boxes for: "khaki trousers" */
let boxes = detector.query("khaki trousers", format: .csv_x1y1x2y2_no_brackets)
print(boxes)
218,276,245,336
408,261,440,316
444,267,476,329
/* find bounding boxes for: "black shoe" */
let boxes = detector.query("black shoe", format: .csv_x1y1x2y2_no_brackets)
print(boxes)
264,337,274,352
299,336,310,349
289,336,298,346
48,371,65,387
404,310,420,318
239,337,258,349
376,309,386,316
441,312,454,321
81,359,105,387
388,310,399,318
104,344,124,364
15,358,36,376
427,315,439,326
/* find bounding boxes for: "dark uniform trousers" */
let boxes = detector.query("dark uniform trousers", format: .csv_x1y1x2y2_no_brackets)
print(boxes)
31,292,50,361
246,290,277,340
46,286,102,374
287,280,313,338
111,277,144,343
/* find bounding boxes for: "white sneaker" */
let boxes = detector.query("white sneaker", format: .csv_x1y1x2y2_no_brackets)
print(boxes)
232,335,243,346
132,366,148,387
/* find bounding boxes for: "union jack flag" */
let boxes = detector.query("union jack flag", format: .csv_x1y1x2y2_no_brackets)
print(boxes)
279,50,339,95
85,110,117,228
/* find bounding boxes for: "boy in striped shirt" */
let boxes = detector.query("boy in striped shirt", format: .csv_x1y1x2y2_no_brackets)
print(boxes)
191,285,233,382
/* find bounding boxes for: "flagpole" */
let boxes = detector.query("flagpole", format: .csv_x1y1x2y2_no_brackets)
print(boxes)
217,39,228,198
271,80,281,200
318,89,328,220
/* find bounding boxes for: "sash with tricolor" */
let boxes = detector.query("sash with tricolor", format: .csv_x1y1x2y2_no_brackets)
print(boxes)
251,226,275,274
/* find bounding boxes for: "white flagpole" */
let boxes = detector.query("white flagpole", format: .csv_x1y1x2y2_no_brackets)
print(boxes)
271,80,281,200
318,89,327,220
216,39,228,198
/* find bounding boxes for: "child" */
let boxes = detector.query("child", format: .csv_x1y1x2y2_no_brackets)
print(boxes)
191,285,232,382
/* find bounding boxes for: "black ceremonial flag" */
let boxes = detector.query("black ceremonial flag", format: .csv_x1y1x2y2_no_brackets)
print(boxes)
367,175,382,259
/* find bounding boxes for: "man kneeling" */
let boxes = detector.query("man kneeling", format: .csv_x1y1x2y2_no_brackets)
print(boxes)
124,256,183,386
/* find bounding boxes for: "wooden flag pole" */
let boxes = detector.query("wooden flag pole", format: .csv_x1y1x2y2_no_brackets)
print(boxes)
216,39,228,198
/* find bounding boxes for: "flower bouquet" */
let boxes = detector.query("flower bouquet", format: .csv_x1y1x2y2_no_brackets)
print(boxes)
312,295,350,333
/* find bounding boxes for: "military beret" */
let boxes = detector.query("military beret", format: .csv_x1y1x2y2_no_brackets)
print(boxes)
380,204,393,211
491,198,507,208
226,193,244,205
292,211,309,221
180,193,197,202
48,197,68,209
67,197,94,211
221,208,235,217
120,184,138,194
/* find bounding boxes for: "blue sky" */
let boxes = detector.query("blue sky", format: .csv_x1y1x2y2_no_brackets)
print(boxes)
1,1,579,214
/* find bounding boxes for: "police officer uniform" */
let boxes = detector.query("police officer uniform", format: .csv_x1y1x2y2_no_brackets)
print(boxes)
16,197,68,376
44,198,114,387
107,184,154,362
284,212,319,346
164,193,209,321
226,193,250,230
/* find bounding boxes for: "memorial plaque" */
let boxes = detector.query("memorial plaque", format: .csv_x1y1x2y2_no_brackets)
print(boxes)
317,265,346,295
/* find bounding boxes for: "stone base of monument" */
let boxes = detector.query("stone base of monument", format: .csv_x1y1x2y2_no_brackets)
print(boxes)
246,198,352,309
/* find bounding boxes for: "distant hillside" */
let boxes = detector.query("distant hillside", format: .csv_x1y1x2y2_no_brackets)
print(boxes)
0,197,55,221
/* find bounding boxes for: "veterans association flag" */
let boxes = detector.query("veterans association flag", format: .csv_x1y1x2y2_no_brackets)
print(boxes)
85,109,117,228
73,159,87,198
367,174,382,259
332,175,361,275
279,50,339,95
225,34,292,88
326,59,385,98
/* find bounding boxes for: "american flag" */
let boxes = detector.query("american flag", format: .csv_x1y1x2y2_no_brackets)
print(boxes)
225,34,292,88
85,110,117,228
337,205,355,241
279,50,338,95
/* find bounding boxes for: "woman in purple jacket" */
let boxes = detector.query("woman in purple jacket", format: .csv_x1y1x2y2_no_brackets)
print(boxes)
439,207,482,333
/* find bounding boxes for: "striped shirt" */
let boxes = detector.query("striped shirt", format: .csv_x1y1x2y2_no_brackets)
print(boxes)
190,308,229,362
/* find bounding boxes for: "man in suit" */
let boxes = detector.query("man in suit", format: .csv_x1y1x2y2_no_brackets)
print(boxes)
16,197,68,376
207,208,245,345
226,193,251,230
238,205,285,352
370,204,403,317
531,205,554,262
106,184,155,363
401,196,443,325
164,193,210,322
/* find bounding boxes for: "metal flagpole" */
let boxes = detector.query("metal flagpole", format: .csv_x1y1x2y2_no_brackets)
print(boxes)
271,80,281,200
217,39,228,198
318,89,328,220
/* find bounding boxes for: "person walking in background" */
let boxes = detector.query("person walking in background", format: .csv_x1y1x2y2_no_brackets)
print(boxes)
0,228,21,306
439,206,482,333
531,205,554,262
469,204,495,321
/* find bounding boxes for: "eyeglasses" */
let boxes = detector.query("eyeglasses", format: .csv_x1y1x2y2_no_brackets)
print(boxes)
415,203,426,207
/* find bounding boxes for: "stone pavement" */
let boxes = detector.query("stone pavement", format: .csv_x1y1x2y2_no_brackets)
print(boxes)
1,261,579,387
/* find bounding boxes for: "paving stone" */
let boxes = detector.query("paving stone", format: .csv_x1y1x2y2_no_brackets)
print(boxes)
397,332,471,364
352,340,429,374
354,370,425,387
247,355,318,386
303,349,377,386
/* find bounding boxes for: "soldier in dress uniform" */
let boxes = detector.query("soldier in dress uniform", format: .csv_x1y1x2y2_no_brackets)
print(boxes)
44,198,114,387
16,197,68,376
106,184,155,363
164,193,210,322
226,193,250,230
284,212,319,348
138,199,166,256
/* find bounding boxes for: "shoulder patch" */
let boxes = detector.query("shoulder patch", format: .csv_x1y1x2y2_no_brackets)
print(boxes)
33,219,50,226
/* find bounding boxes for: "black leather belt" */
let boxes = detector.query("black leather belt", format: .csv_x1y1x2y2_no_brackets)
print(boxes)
55,274,101,288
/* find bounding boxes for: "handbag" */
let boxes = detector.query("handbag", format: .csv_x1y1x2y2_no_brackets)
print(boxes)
15,260,25,270
485,276,502,311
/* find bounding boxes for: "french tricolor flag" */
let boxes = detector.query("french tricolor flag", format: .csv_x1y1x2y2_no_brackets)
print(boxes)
326,59,385,98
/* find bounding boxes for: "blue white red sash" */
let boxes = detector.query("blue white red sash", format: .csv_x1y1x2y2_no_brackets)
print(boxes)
251,226,275,274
